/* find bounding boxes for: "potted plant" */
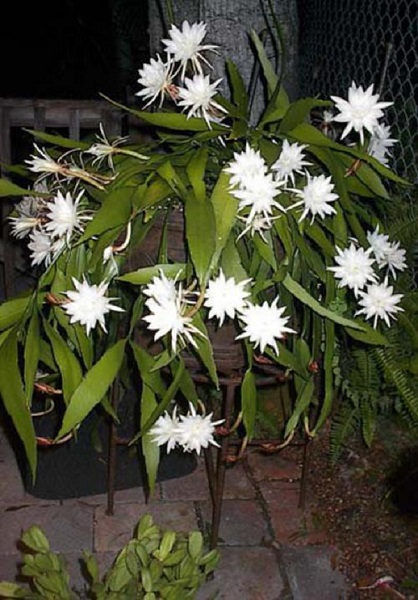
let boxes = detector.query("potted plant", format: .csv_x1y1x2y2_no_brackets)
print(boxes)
0,514,219,599
0,15,413,502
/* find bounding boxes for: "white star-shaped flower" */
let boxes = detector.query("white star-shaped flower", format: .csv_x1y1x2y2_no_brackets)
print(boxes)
328,242,378,297
356,281,403,328
379,241,407,279
177,74,227,127
367,123,397,166
331,82,392,144
27,229,54,266
143,270,179,305
45,190,91,243
236,298,295,354
231,171,286,222
63,278,124,335
143,295,204,353
162,20,217,79
85,123,130,170
175,403,224,455
224,144,268,190
136,55,176,108
149,407,180,453
9,196,42,239
25,144,64,180
367,226,392,263
236,213,279,242
204,270,251,325
288,173,338,223
271,140,311,185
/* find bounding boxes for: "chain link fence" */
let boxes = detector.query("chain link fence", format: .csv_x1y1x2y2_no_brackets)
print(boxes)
298,0,418,191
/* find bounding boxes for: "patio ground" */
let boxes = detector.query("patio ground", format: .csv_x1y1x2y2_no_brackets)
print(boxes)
0,426,348,599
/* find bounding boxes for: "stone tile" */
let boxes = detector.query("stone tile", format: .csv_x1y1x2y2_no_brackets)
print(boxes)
246,449,302,482
199,499,269,546
94,501,199,552
0,502,94,555
0,441,28,504
0,553,22,583
260,480,324,546
161,458,209,501
222,462,256,500
71,482,162,507
281,545,348,599
196,546,285,600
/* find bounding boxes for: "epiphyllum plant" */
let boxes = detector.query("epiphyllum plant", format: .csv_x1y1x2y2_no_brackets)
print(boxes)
0,19,410,487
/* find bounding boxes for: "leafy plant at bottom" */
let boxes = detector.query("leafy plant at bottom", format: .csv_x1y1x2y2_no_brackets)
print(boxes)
0,515,219,600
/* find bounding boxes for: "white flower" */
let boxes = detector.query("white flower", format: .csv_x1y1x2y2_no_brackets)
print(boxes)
45,190,91,243
224,144,268,189
356,281,403,328
367,123,397,166
331,82,392,144
177,74,227,127
136,55,175,108
231,171,286,222
25,144,64,179
271,140,311,185
85,123,130,170
9,196,42,239
162,20,217,78
63,278,124,335
288,173,338,223
236,298,295,354
367,227,407,279
367,226,392,263
328,242,378,297
379,241,407,279
175,403,224,455
236,213,279,242
143,295,204,353
204,270,251,325
149,407,180,453
27,229,54,266
143,270,179,305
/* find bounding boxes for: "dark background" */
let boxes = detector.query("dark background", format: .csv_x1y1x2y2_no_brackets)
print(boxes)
1,0,149,100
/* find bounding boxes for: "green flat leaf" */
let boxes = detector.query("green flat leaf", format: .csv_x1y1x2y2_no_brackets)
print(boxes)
226,59,248,116
118,263,187,285
24,128,89,150
130,341,167,397
209,172,239,272
353,161,389,198
43,319,83,403
241,369,257,439
312,319,335,433
0,296,30,331
285,376,315,436
0,330,37,478
186,147,207,203
141,384,160,495
188,313,219,388
0,581,26,597
282,274,366,331
21,525,50,552
184,191,216,285
0,178,33,197
24,310,40,403
279,98,331,134
57,339,127,438
250,30,278,95
100,94,228,132
78,187,134,242
346,323,389,345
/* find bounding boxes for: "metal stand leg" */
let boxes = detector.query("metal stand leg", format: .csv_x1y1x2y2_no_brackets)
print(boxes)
209,380,238,550
106,382,120,516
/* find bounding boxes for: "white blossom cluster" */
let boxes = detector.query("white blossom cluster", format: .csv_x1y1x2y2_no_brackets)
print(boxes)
136,20,227,127
331,82,397,166
149,402,225,455
9,185,91,268
328,227,406,328
142,269,295,356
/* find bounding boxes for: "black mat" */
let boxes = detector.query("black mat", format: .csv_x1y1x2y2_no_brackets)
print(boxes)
12,403,197,500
